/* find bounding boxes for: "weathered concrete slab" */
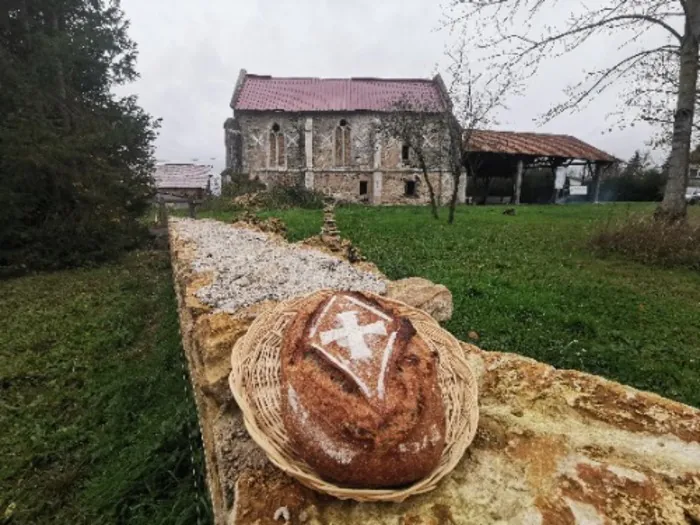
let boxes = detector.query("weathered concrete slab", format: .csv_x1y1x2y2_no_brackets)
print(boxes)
169,217,700,525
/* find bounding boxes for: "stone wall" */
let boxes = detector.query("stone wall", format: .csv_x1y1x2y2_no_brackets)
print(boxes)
230,113,306,174
170,217,700,525
224,118,243,174
255,170,303,188
311,113,374,170
225,111,461,205
313,172,373,204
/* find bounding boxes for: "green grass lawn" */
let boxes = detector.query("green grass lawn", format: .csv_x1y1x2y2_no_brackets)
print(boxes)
0,251,211,524
4,205,698,523
203,203,700,408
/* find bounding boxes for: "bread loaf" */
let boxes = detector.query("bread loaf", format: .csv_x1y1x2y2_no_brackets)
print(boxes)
280,291,445,488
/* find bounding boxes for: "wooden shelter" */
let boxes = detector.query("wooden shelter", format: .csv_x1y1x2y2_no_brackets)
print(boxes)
463,130,617,204
153,163,212,204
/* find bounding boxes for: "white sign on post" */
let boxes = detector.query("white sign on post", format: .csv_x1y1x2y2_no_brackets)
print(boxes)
569,185,588,196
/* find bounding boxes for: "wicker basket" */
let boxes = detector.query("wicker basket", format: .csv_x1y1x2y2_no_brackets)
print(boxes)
228,290,479,502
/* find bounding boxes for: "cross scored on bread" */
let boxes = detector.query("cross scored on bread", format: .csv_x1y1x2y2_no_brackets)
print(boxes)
309,294,399,402
319,311,386,361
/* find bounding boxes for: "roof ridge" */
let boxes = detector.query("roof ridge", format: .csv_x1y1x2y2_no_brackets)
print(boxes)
160,163,212,167
234,71,445,112
245,73,434,83
476,129,572,138
350,77,434,82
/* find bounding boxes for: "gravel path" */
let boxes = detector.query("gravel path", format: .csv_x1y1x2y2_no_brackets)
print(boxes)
173,218,386,312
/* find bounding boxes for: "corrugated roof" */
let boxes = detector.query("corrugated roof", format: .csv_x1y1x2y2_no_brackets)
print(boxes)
466,130,616,163
233,74,445,112
154,164,212,190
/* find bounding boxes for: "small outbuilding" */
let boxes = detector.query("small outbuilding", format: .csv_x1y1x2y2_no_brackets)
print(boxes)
153,163,212,205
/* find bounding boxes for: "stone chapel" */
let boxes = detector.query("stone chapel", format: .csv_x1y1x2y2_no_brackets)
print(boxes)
224,69,466,205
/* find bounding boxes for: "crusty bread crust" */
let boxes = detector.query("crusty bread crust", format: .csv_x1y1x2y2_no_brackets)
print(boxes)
280,292,445,488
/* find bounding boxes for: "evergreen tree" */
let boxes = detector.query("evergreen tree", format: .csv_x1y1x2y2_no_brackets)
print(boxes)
600,151,666,202
619,151,645,179
0,0,159,271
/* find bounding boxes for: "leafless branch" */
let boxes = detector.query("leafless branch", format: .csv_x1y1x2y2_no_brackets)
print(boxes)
445,0,686,124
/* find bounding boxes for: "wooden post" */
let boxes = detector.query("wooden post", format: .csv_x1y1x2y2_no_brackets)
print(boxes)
513,159,524,205
549,160,563,204
592,162,603,204
188,200,197,219
457,169,467,204
157,196,167,227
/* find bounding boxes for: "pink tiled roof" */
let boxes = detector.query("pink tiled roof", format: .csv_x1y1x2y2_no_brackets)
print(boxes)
233,74,445,112
154,164,212,190
466,130,617,163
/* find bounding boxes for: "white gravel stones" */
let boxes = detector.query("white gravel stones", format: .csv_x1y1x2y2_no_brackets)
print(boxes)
173,218,386,312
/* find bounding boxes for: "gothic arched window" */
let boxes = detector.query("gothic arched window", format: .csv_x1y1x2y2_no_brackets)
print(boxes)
269,123,286,168
335,119,351,167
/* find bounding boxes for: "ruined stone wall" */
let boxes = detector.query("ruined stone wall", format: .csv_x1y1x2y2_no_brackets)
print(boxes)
380,172,443,206
313,172,373,203
311,113,374,170
310,171,450,205
254,170,303,188
235,112,306,174
228,111,455,204
170,217,700,525
224,117,242,173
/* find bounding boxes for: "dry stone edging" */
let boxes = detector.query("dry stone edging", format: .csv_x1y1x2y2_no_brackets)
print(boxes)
386,277,453,323
169,217,700,525
174,218,386,313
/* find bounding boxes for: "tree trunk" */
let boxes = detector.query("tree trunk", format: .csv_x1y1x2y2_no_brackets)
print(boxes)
419,157,439,220
592,162,603,204
656,29,699,221
448,118,464,224
448,170,460,223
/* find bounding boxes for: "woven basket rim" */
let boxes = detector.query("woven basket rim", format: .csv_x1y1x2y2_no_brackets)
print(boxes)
229,289,479,502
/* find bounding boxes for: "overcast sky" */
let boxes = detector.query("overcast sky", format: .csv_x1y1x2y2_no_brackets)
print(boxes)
116,0,663,175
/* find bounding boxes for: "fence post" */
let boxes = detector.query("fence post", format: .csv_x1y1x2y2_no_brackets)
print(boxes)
157,196,168,227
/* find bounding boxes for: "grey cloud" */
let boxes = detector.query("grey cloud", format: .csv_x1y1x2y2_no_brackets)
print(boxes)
116,0,661,176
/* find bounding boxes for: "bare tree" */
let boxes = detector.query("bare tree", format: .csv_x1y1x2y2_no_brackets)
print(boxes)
381,53,511,224
443,39,515,223
381,99,451,219
445,0,698,221
614,45,700,152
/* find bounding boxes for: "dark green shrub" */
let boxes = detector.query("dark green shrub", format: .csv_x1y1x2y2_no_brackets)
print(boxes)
203,174,324,214
0,1,158,273
220,170,266,198
595,170,667,202
258,185,325,210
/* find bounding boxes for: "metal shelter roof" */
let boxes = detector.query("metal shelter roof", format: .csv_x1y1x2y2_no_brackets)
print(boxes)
466,130,616,163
